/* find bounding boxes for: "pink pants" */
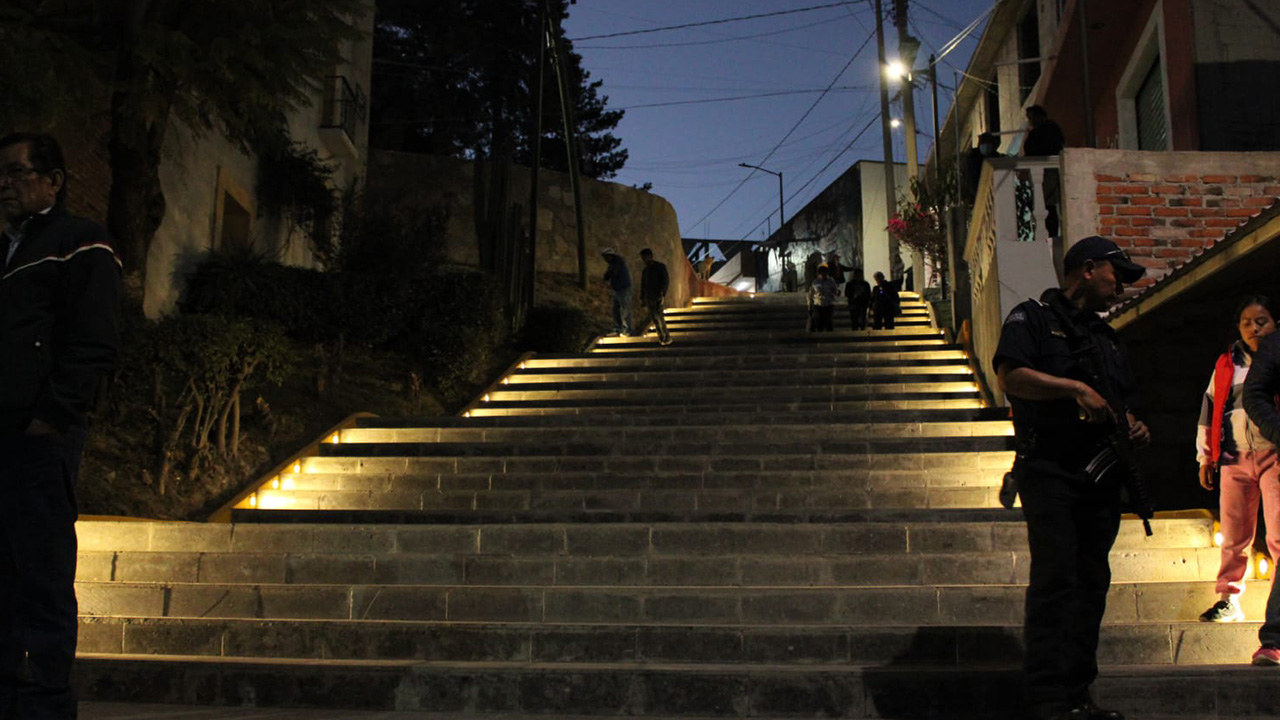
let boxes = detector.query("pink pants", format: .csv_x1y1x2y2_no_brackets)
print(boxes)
1216,449,1280,595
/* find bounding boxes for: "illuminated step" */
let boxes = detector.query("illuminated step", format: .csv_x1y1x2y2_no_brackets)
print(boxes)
359,407,1004,429
76,517,1212,558
466,397,988,417
590,336,951,352
73,579,1240,626
479,384,981,405
335,421,1012,445
75,615,1267,668
70,655,1280,717
500,366,975,387
75,543,1227,590
521,349,971,369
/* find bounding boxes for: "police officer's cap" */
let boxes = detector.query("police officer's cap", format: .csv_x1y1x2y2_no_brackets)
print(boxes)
1063,236,1145,284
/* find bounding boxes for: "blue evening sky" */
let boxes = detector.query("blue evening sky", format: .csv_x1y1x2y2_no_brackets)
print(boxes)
563,0,995,243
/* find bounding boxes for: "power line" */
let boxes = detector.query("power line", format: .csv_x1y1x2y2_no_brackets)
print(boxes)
570,1,865,41
619,86,870,110
577,15,850,50
681,22,878,235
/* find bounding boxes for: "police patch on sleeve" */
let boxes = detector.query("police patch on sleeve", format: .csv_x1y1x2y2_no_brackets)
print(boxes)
1004,309,1028,326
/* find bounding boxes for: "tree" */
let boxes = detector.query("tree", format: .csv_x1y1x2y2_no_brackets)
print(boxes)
0,0,365,296
371,0,627,179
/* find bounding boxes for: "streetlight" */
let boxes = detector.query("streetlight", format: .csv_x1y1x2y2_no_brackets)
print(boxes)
885,60,908,81
739,162,784,228
890,118,902,129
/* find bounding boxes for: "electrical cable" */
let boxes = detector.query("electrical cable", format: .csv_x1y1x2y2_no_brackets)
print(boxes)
680,23,878,235
577,15,848,50
618,86,869,110
570,1,865,42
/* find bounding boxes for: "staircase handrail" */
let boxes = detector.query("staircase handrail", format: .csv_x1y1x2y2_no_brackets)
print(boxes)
207,411,377,523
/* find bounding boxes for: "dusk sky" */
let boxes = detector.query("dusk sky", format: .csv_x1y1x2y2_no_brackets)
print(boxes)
562,0,995,245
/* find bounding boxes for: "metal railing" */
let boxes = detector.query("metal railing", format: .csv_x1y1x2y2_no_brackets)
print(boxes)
321,75,367,141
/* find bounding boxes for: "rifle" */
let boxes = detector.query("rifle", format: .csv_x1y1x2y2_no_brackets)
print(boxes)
1043,300,1155,535
1072,337,1156,537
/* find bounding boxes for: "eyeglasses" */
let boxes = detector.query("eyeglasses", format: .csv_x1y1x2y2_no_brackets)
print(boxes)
1099,249,1132,263
0,166,38,185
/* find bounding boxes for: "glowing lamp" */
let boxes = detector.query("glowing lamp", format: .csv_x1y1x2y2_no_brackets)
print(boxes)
1259,554,1272,580
885,60,908,80
248,494,258,508
890,118,902,129
1214,531,1224,547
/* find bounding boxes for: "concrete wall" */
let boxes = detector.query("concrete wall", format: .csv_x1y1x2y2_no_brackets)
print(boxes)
140,0,375,317
1192,0,1280,151
1062,149,1280,290
366,151,690,309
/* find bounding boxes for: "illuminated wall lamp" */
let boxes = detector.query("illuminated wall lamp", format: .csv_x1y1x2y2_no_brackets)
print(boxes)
1213,521,1223,547
248,494,258,508
329,432,341,444
1258,553,1273,581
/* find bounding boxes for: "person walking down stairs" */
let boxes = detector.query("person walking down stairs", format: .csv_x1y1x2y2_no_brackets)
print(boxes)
601,247,632,336
637,247,672,346
806,264,839,332
1194,296,1280,625
871,271,897,330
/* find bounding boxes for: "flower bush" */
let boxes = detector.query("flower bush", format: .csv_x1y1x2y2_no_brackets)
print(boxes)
888,201,946,268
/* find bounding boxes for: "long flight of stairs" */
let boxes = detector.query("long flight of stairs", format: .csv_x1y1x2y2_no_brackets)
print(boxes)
75,292,1277,718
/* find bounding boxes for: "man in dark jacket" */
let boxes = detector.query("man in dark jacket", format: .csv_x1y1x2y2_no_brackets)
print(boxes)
1242,331,1280,665
601,247,632,336
0,133,121,720
995,236,1148,720
1024,105,1065,237
844,267,871,330
636,248,671,346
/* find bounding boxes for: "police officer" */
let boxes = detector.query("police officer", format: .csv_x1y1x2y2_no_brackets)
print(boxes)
993,236,1150,720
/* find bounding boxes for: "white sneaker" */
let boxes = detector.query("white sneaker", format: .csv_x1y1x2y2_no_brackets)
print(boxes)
1199,597,1244,622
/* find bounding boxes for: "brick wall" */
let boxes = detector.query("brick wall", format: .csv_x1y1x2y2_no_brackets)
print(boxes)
1094,172,1278,288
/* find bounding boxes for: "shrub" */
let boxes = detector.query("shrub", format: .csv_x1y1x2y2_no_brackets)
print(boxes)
521,305,596,354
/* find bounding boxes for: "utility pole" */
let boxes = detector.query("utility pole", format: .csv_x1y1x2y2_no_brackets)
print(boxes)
739,162,784,228
874,0,899,274
546,5,589,288
893,0,919,184
527,0,548,309
928,53,940,190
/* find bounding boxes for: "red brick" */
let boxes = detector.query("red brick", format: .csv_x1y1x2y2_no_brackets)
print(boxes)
1152,184,1183,195
1265,185,1280,195
1099,206,1115,215
1096,185,1120,196
1131,196,1164,206
1134,256,1165,268
1191,228,1224,238
1171,218,1201,228
1095,195,1126,205
1168,197,1202,207
1206,198,1240,208
1154,207,1189,218
1129,217,1158,227
1201,175,1236,183
1130,238,1157,247
1129,173,1157,182
1094,174,1124,182
1113,184,1152,195
1226,208,1260,217
1239,175,1276,183
1100,216,1127,226
1205,217,1245,227
1155,248,1193,258
1117,206,1152,216
1114,226,1148,237
1244,196,1279,208
1190,208,1221,217
1175,239,1209,248
1165,175,1198,183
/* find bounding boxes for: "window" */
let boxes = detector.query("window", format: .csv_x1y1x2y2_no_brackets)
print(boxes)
1135,60,1168,150
212,167,255,254
985,74,1001,135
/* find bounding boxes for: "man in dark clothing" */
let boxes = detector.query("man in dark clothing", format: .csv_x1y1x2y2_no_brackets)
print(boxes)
1024,105,1065,238
637,248,671,346
1242,327,1280,665
0,133,121,720
601,247,633,336
845,267,871,330
871,271,897,330
962,131,1002,205
994,235,1149,720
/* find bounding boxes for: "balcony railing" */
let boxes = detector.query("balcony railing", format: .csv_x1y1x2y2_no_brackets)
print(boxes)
321,75,366,144
964,156,1063,404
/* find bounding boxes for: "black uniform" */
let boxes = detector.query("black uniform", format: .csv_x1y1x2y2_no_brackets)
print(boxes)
992,288,1141,719
0,208,121,720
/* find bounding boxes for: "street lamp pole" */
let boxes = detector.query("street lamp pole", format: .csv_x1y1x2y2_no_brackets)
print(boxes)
739,162,784,229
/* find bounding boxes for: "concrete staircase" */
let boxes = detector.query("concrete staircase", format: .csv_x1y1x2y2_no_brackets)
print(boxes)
74,293,1278,718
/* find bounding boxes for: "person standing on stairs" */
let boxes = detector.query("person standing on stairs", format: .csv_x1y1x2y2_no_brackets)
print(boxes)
636,248,672,346
845,267,871,331
0,133,122,720
1194,296,1279,626
806,264,839,332
870,271,897,330
601,247,632,336
993,236,1149,720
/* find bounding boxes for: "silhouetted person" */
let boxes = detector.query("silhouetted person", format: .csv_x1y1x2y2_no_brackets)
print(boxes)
871,271,897,330
637,248,671,346
601,247,632,335
1024,105,1064,237
807,264,839,332
845,268,871,331
963,132,1002,205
